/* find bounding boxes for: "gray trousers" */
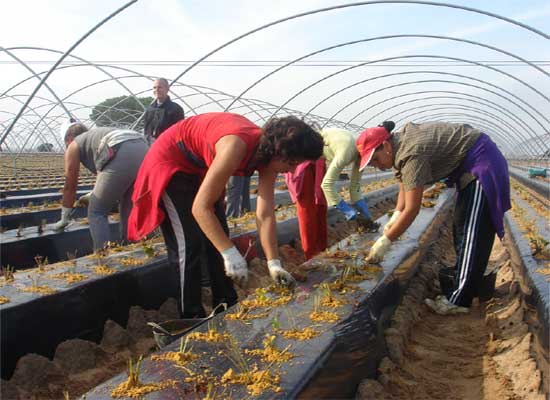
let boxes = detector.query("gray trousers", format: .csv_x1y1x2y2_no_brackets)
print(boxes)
225,175,251,218
88,139,148,250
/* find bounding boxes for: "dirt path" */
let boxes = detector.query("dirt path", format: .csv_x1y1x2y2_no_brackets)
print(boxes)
357,222,546,400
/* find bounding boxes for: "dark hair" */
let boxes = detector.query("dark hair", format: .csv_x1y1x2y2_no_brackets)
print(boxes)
256,116,324,165
65,123,88,142
379,120,395,133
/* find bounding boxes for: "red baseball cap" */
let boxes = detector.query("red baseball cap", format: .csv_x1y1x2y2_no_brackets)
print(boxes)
356,126,391,171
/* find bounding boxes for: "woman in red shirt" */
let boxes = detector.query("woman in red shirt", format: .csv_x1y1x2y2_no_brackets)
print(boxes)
128,112,324,318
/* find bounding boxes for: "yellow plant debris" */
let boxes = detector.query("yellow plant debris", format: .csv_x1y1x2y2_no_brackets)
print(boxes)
279,327,320,340
266,285,293,296
535,267,550,276
110,378,176,398
321,295,347,308
325,280,359,294
245,336,293,363
187,329,231,343
21,285,57,295
50,272,87,284
0,296,10,305
221,366,281,396
151,351,198,365
225,307,269,321
361,264,383,274
93,265,116,275
240,288,293,310
309,311,339,323
119,257,145,266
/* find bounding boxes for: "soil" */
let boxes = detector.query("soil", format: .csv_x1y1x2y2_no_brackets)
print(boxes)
357,219,547,400
1,198,397,399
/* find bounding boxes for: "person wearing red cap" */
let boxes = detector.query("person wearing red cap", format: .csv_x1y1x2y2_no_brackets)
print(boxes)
128,112,324,318
356,121,510,315
284,127,376,260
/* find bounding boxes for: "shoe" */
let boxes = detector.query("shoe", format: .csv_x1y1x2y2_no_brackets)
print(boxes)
424,296,469,315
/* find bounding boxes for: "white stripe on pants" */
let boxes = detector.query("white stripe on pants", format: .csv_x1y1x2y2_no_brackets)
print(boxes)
450,180,483,304
162,193,187,313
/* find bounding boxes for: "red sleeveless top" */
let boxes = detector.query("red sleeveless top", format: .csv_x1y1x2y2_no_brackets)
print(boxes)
128,112,262,240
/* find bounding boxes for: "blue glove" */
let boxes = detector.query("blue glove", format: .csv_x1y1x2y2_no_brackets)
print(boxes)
336,200,357,221
354,199,372,219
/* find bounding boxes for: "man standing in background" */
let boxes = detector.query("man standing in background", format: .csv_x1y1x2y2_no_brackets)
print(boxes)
143,78,185,143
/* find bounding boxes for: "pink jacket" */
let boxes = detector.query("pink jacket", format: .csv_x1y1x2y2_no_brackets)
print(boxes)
284,158,327,205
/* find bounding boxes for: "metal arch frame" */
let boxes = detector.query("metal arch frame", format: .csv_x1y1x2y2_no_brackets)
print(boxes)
302,69,546,130
368,95,536,156
1,47,72,119
168,0,549,91
1,96,97,152
341,78,541,151
411,115,510,154
0,111,50,150
262,51,548,129
341,62,548,130
405,116,515,156
2,62,362,150
3,59,274,133
401,111,520,153
2,47,145,110
3,1,548,153
347,77,545,143
394,110,516,155
0,51,153,155
360,96,537,152
390,103,530,152
0,94,64,151
225,34,548,114
359,91,532,134
362,96,535,156
0,1,138,145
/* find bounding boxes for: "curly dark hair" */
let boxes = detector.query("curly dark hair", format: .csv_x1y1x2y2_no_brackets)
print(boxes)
256,116,324,165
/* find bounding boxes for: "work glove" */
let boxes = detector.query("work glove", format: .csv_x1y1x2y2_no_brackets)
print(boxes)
366,235,392,264
53,207,73,231
267,259,296,288
335,199,357,221
353,199,372,219
383,210,402,234
220,246,248,285
74,191,93,207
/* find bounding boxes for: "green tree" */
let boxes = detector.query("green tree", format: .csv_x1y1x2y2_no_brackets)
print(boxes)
36,143,54,152
89,95,153,128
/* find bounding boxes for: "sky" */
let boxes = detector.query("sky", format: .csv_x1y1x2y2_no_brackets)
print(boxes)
1,0,549,155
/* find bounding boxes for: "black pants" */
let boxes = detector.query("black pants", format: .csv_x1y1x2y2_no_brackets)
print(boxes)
448,179,496,307
160,172,237,318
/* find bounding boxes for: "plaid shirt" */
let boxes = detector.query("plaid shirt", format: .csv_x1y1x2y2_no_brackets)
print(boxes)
392,122,481,191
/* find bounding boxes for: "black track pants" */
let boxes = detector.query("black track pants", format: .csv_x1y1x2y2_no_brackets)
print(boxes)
449,179,496,307
160,172,237,318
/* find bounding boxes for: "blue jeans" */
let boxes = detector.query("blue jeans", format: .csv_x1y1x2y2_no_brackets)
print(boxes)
225,176,251,218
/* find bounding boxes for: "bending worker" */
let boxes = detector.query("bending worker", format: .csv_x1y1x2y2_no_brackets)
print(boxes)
54,120,148,251
127,112,324,318
357,121,510,315
285,126,377,260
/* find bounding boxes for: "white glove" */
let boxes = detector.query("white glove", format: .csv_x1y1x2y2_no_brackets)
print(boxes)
267,259,296,288
383,210,401,234
220,246,248,285
74,191,93,207
53,207,73,231
366,235,392,263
